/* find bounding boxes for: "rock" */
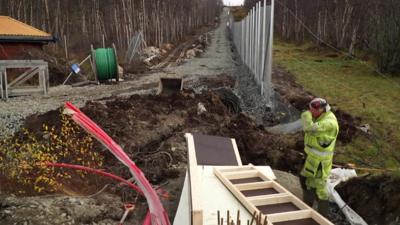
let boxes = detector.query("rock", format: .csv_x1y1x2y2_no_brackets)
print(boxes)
197,102,207,115
186,49,196,59
142,46,161,58
273,170,303,199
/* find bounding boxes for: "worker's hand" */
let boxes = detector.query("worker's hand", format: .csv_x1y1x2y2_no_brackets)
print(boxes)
301,110,312,122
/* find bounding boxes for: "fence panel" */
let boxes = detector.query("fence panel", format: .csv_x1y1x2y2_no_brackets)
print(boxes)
228,0,274,107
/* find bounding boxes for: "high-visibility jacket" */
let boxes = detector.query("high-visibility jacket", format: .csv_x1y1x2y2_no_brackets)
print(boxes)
300,110,339,179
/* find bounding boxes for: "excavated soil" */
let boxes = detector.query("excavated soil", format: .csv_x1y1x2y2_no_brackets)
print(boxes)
0,89,306,224
336,175,400,225
22,89,304,181
272,66,361,144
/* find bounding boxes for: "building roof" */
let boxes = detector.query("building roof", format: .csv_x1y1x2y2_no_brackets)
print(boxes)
0,16,54,43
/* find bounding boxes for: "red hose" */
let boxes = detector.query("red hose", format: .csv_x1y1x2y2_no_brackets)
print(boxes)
64,102,170,225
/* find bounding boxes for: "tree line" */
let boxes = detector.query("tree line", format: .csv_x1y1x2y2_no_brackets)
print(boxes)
244,0,400,73
0,0,222,53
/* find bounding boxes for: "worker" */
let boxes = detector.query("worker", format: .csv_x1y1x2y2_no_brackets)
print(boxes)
300,98,339,218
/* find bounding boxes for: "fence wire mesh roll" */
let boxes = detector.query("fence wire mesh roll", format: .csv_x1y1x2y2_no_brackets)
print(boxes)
228,0,274,107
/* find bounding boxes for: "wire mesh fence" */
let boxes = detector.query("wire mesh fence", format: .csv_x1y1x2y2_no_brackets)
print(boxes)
228,0,275,107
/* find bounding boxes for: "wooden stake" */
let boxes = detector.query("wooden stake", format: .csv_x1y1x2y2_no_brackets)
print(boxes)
218,211,220,225
64,34,69,61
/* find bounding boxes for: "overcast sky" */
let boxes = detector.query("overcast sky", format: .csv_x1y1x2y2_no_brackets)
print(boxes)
223,0,244,6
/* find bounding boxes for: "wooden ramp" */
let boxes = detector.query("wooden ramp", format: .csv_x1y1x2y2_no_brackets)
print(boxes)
214,166,333,225
177,133,334,225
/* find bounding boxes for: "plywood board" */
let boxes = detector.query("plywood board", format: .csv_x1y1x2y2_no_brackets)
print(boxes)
192,134,241,166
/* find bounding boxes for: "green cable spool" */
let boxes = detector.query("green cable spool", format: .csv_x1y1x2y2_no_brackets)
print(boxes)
95,48,118,81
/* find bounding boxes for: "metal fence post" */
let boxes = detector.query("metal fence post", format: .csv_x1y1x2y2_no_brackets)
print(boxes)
265,0,275,105
261,0,267,95
228,2,274,107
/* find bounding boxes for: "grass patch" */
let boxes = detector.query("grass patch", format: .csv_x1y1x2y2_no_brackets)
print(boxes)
274,41,400,171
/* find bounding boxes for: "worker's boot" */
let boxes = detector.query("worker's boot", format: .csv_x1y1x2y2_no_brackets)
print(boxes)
303,188,315,207
300,176,315,207
317,200,330,218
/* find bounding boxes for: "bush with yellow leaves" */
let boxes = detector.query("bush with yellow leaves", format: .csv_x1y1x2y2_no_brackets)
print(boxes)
0,109,103,193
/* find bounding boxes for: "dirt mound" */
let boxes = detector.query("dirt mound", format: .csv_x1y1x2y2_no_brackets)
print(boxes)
336,175,400,225
272,66,314,111
334,109,361,144
272,66,361,144
214,113,305,173
20,90,305,182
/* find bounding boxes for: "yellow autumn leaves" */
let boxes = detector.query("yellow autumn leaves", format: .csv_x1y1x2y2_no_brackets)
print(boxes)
0,109,104,193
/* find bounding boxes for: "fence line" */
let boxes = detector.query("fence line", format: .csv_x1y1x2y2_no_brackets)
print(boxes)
228,0,275,107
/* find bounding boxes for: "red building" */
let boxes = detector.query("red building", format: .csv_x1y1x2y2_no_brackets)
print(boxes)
0,16,54,60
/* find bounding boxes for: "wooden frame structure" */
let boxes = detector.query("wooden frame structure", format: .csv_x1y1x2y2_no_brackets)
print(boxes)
0,60,49,100
186,133,203,225
185,133,244,225
214,166,334,225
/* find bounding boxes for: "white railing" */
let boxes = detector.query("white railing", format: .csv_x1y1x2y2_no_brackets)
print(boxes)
228,0,275,107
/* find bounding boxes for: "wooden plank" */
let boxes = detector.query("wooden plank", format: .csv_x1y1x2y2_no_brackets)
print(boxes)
249,193,292,206
217,165,255,173
223,170,260,180
268,210,312,222
16,68,40,88
8,67,37,87
231,139,242,166
0,60,46,64
247,193,292,206
3,69,8,100
185,133,203,225
235,181,273,191
0,60,47,68
8,88,43,96
0,70,3,99
45,66,49,93
39,69,47,95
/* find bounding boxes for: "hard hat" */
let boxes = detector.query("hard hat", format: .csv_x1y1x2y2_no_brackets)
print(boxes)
309,98,331,112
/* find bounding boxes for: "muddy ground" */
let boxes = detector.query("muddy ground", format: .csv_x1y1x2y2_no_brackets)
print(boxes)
1,8,399,225
1,85,305,224
336,175,400,225
2,64,384,224
2,62,399,225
